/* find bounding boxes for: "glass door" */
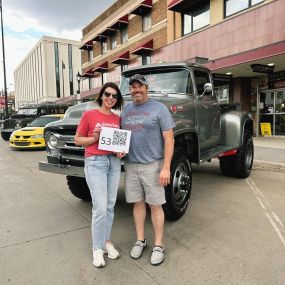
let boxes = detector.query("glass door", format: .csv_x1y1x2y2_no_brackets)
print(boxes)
259,89,285,135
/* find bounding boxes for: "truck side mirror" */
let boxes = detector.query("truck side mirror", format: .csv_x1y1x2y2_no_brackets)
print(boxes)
198,83,213,98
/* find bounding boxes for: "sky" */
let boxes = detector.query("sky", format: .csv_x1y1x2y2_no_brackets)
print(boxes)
0,0,116,92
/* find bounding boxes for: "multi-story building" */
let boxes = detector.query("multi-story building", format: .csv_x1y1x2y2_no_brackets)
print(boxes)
76,0,285,136
14,36,81,110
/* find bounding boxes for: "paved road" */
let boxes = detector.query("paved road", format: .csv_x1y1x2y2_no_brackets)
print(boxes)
0,139,285,285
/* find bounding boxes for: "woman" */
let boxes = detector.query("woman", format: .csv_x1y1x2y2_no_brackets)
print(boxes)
74,82,124,268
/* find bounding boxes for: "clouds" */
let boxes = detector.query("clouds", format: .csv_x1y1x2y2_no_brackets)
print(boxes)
0,0,115,91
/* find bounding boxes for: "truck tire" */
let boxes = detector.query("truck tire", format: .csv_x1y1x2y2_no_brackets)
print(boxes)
220,132,254,178
163,153,192,221
66,176,91,201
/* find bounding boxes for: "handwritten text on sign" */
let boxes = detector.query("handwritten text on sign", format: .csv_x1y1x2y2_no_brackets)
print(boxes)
98,127,131,153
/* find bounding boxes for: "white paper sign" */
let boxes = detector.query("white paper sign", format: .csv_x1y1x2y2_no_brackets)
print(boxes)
98,127,131,153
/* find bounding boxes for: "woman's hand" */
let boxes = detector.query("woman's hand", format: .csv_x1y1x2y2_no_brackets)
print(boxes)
93,127,101,142
116,152,126,159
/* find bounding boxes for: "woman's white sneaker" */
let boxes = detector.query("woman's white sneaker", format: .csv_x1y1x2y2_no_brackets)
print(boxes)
104,242,120,259
93,249,105,268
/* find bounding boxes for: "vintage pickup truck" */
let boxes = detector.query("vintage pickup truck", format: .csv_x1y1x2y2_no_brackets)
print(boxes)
39,62,254,221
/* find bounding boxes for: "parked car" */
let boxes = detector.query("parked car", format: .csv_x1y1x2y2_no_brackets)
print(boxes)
9,114,64,149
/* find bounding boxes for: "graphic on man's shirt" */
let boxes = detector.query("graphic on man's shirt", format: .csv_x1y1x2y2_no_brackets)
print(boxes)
98,127,131,153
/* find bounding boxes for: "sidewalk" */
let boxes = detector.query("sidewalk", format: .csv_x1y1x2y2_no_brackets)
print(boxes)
253,136,285,172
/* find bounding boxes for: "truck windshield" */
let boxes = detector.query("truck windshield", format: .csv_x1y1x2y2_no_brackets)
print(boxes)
121,69,191,95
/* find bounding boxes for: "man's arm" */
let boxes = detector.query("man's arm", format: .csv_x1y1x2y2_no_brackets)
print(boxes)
159,128,174,187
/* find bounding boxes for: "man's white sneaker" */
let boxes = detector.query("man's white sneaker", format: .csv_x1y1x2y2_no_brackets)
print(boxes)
104,242,120,259
93,249,105,268
130,240,147,259
150,246,164,266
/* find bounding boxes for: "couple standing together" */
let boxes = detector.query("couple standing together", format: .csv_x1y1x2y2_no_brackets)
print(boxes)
74,74,175,268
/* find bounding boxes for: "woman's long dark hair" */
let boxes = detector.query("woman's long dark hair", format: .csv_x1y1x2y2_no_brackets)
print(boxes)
96,82,124,110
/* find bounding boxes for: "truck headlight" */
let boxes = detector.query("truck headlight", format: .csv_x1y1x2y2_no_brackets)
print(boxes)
46,133,58,149
31,134,44,139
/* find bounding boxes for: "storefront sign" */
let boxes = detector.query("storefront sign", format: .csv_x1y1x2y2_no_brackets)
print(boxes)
268,70,285,89
251,64,275,74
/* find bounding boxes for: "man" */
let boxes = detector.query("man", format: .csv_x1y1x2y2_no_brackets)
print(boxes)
121,74,175,266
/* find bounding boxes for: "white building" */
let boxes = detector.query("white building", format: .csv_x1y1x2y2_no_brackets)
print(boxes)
14,36,81,110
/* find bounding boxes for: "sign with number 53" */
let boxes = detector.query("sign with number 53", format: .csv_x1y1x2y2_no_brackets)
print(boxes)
98,127,131,153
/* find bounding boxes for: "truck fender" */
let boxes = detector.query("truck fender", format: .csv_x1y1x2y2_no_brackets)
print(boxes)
220,111,253,147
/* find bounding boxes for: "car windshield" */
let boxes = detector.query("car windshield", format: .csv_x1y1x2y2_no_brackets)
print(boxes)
121,69,191,95
28,116,61,127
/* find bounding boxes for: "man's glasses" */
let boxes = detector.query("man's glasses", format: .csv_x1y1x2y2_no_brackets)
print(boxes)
103,91,118,99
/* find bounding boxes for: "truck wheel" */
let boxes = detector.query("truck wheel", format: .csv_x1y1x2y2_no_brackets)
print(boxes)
66,176,91,201
220,132,254,178
163,153,192,221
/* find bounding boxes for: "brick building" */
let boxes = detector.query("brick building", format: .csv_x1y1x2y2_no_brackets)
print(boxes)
71,0,285,136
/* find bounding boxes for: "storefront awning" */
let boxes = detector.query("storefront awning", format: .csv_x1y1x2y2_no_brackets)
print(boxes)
101,27,117,37
131,39,153,56
130,0,152,16
82,68,95,77
93,62,108,73
111,51,130,65
168,0,200,13
109,15,129,30
79,39,93,50
92,34,108,42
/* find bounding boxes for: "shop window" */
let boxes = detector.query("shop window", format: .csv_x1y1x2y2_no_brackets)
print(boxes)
110,33,117,50
182,2,210,35
142,55,151,66
101,41,108,54
215,86,229,104
101,73,108,86
121,64,128,72
88,77,93,90
121,26,128,43
225,0,264,17
142,11,152,32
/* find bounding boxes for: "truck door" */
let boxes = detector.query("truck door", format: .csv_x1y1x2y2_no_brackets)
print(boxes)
193,69,221,150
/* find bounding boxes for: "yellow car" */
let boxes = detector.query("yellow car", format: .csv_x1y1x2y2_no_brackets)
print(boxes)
9,114,64,149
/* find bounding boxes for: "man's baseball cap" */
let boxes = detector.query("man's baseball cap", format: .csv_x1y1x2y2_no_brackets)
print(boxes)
129,74,148,86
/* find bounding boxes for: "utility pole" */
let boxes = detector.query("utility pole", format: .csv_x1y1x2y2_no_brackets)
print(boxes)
0,0,8,118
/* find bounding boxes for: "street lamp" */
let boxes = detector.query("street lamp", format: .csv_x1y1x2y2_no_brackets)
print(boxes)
0,0,8,118
76,71,81,94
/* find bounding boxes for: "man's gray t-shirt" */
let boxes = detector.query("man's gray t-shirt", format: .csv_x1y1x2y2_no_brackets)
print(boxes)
121,99,175,163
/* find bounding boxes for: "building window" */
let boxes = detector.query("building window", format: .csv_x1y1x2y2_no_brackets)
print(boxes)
142,55,151,66
68,44,74,95
183,2,210,35
225,0,264,17
88,49,93,62
54,42,60,98
142,11,152,32
110,33,117,50
101,40,108,54
121,64,128,72
101,73,108,85
121,26,128,43
88,77,93,90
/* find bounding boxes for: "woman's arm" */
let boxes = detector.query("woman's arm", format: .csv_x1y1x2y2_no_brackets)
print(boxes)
74,128,101,147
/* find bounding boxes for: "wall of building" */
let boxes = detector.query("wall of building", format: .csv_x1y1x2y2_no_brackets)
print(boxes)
14,37,81,109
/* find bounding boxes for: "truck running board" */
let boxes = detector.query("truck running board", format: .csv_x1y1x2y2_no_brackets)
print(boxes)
200,145,238,163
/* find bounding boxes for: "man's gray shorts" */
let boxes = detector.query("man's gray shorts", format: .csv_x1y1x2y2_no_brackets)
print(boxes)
124,159,166,206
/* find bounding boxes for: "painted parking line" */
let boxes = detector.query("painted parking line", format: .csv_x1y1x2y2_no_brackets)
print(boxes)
246,178,285,248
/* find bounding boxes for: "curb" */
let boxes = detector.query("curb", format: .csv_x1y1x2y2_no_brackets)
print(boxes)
253,160,285,173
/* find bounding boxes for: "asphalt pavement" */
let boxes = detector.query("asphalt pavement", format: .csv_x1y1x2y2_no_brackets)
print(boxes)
253,136,285,172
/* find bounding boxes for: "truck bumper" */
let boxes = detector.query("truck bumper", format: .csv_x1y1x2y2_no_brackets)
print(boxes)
38,161,85,177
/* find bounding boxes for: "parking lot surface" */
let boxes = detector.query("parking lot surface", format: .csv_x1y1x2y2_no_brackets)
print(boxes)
0,139,285,285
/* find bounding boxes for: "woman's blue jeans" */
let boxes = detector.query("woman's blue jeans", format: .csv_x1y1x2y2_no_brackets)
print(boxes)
84,155,121,250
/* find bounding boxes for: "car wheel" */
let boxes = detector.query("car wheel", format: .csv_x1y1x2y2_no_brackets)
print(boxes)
66,176,91,201
163,153,192,221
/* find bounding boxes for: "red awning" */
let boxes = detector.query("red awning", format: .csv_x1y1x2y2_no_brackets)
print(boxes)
167,0,200,13
82,68,95,77
92,34,107,42
79,39,93,50
93,62,108,73
130,0,152,16
109,15,129,30
111,51,130,65
131,39,153,55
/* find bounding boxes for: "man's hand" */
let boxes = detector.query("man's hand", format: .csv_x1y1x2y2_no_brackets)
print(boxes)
159,167,171,187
